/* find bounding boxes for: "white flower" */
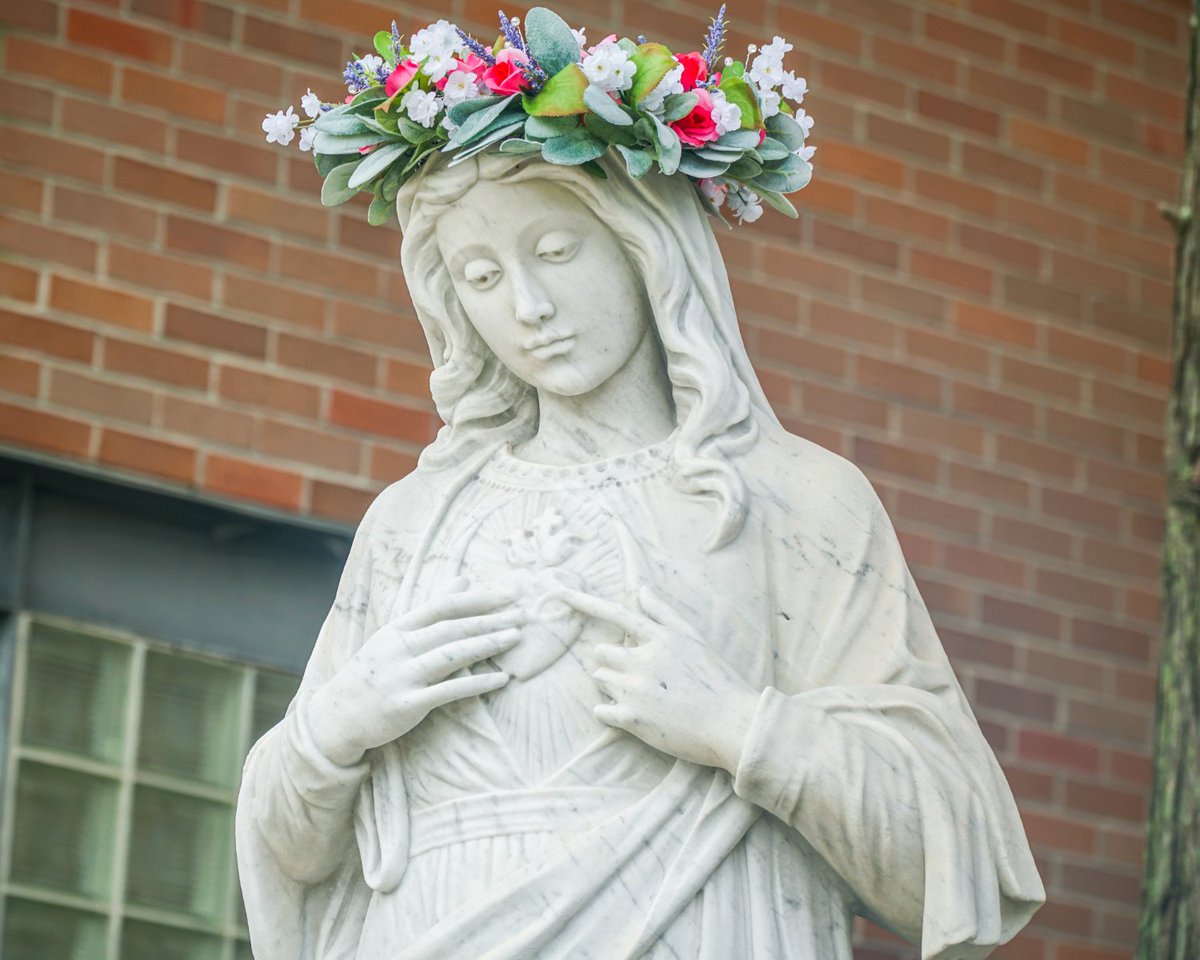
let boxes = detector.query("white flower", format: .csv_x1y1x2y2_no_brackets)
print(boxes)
300,88,322,119
760,36,793,61
298,126,318,152
410,19,466,60
795,107,815,136
441,114,460,134
698,177,727,208
572,27,587,49
422,52,458,84
727,187,763,224
780,71,807,103
640,63,684,114
583,40,636,92
796,143,816,163
710,89,742,136
757,87,781,119
356,54,385,80
748,52,785,89
442,69,480,105
261,106,299,146
401,88,441,127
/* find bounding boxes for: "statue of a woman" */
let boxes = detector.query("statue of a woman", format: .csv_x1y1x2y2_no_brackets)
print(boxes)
236,146,1044,959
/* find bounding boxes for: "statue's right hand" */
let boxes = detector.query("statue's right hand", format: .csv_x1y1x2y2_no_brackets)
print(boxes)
301,588,523,766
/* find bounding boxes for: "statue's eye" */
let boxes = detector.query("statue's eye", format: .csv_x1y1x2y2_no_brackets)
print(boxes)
463,258,502,290
535,231,580,263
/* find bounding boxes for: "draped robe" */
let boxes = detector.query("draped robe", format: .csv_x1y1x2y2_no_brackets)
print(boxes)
236,426,1043,960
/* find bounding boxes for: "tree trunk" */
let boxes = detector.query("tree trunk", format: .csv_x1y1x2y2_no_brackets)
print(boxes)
1135,4,1200,959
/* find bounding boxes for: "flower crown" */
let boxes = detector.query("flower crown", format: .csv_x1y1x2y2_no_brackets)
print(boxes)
262,6,814,227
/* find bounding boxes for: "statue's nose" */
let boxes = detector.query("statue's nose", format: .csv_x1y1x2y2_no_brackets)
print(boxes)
511,266,555,324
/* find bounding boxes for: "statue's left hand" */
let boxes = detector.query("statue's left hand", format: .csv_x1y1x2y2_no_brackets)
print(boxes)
555,586,760,776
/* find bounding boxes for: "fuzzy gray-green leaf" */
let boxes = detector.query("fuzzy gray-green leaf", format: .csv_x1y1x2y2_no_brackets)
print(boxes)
321,159,363,206
348,142,406,188
616,144,653,178
584,85,633,126
524,7,581,77
542,131,607,165
315,131,388,154
662,93,698,123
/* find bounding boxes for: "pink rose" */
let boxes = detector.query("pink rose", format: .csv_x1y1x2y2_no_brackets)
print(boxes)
482,48,530,95
385,59,420,97
435,53,488,90
669,88,719,146
676,52,708,91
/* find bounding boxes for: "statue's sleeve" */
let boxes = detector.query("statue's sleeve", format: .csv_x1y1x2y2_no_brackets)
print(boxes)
732,464,1044,960
235,488,408,960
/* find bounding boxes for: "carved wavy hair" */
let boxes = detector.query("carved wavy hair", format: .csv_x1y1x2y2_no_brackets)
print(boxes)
396,151,777,549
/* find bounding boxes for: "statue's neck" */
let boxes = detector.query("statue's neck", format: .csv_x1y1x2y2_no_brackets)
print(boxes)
514,327,676,465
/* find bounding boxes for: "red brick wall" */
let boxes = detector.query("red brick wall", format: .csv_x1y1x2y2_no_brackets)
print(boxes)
0,1,1184,957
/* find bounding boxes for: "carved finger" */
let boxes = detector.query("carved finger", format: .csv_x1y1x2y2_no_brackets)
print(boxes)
592,667,623,697
636,585,695,634
420,671,510,710
593,642,634,668
413,628,520,683
594,703,632,729
400,587,519,631
552,588,653,638
407,609,525,656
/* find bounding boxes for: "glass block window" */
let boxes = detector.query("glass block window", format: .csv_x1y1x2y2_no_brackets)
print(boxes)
0,617,300,960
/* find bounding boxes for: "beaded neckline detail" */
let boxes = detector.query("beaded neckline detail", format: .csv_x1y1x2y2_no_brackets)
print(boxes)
481,435,674,491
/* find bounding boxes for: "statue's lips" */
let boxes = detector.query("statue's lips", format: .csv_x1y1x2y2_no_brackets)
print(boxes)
526,335,575,360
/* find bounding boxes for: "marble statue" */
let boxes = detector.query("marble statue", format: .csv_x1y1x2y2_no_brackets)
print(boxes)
235,151,1044,959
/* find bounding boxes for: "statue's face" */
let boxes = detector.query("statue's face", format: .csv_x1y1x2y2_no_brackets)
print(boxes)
435,177,654,397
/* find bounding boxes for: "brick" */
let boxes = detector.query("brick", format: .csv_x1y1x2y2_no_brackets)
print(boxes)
330,299,429,353
959,224,1042,273
0,262,39,303
872,36,956,85
49,369,154,425
122,67,227,125
226,185,328,242
0,0,56,33
180,39,285,96
1010,118,1089,167
67,9,173,64
962,143,1045,193
0,127,107,186
113,157,219,212
162,395,253,449
1045,409,1129,460
856,356,942,405
918,92,999,137
102,337,209,390
1025,649,1107,693
1056,18,1137,65
897,490,982,537
310,480,377,524
99,429,196,483
259,419,361,473
166,216,270,271
819,142,904,189
50,276,156,333
52,187,159,244
802,382,889,430
951,383,1036,431
812,222,899,268
911,251,993,296
1092,301,1171,350
1068,700,1151,745
329,390,436,443
948,462,1031,507
1003,277,1081,322
993,516,1073,562
1022,811,1096,857
164,303,267,359
823,61,906,109
944,543,1026,588
924,14,1006,60
1071,617,1152,662
971,0,1050,34
1098,146,1180,195
982,595,1061,640
996,434,1078,480
280,244,383,300
775,8,862,55
905,329,989,376
0,355,40,398
860,278,949,324
914,171,999,218
967,65,1049,114
2,171,44,216
0,401,92,457
107,245,213,301
5,37,114,94
60,99,167,154
128,0,235,40
0,77,55,125
1018,730,1101,773
1017,43,1094,88
175,129,279,183
204,454,304,511
864,196,952,243
1100,0,1180,43
1061,862,1143,906
368,444,418,484
853,438,939,484
242,15,344,66
219,365,320,418
975,678,1056,723
756,330,847,379
0,309,94,363
222,275,326,330
1002,356,1082,402
1037,568,1118,612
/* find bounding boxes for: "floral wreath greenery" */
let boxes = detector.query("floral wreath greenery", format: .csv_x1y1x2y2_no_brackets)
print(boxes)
262,6,814,227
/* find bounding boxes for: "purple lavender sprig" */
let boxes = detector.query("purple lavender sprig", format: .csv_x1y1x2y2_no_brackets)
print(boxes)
389,21,404,61
343,59,370,93
498,10,526,52
456,27,497,65
702,4,728,70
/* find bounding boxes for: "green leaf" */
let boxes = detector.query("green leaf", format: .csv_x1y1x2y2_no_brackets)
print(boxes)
583,112,639,147
397,116,437,144
583,85,633,126
542,131,607,165
368,191,394,226
315,131,389,154
499,138,545,154
374,30,395,65
524,114,580,140
724,60,746,79
715,128,762,151
756,136,790,161
321,160,363,206
313,112,370,136
628,43,677,105
751,185,799,218
650,115,681,176
522,64,588,116
446,120,525,164
361,114,399,137
450,93,522,146
381,162,405,201
677,152,729,178
616,144,653,178
581,159,608,179
314,151,358,176
662,92,698,123
617,38,639,56
766,112,806,151
752,153,812,193
524,7,581,77
727,156,763,180
348,141,407,188
717,75,763,130
448,94,506,127
349,86,389,110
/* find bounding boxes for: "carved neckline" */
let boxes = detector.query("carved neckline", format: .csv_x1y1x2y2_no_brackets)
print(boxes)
482,433,676,490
